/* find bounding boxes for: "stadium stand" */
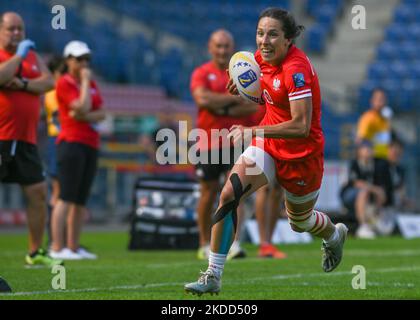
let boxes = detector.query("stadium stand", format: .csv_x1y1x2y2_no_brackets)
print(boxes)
305,0,345,53
359,0,420,112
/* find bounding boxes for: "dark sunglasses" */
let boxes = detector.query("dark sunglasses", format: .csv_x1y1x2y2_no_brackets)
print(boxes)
76,55,91,62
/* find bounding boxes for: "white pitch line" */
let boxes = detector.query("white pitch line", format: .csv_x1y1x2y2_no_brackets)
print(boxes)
145,249,420,268
247,265,420,283
1,265,419,297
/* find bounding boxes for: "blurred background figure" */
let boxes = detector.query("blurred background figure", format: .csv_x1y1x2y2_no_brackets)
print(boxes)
50,40,105,260
374,137,417,236
0,11,61,267
45,55,65,208
386,138,414,211
356,88,392,160
340,141,390,239
44,55,65,243
190,29,258,260
255,184,287,258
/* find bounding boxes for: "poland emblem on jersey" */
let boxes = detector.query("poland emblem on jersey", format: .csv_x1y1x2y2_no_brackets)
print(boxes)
273,78,280,91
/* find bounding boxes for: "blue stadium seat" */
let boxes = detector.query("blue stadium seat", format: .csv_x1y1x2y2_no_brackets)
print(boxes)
394,4,416,24
306,25,328,53
315,5,338,32
367,62,388,81
396,80,418,111
376,42,399,60
408,25,420,42
389,61,410,80
399,42,418,60
380,79,401,107
358,80,379,108
385,24,407,42
402,0,420,6
412,61,420,79
307,0,343,17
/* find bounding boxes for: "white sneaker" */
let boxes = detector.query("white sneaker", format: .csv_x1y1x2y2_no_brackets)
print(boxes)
227,241,246,260
356,224,376,239
76,247,98,260
49,248,83,260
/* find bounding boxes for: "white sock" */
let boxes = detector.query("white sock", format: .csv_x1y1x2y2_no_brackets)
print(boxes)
324,225,339,246
208,251,226,278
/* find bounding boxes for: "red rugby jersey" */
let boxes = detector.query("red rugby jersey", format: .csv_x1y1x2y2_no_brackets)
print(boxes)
56,74,103,149
254,45,324,160
190,61,256,150
0,50,42,144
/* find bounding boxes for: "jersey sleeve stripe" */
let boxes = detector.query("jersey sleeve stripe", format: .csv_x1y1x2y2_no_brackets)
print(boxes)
288,89,312,97
289,93,312,101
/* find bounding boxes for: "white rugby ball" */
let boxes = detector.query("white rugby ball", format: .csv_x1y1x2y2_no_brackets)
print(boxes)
229,51,263,104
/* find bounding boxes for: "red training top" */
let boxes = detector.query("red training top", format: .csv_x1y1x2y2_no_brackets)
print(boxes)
56,73,103,149
0,50,42,144
254,45,324,161
190,61,258,150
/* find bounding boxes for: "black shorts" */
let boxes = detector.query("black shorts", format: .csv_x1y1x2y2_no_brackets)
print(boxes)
195,147,237,181
0,140,45,185
57,141,98,206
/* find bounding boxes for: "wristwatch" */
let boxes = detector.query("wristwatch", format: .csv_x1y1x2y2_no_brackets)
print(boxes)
223,105,230,116
21,78,29,91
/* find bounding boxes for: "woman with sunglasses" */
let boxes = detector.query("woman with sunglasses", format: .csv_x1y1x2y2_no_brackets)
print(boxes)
50,41,105,260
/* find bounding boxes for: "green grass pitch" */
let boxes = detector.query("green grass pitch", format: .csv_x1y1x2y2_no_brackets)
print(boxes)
1,231,420,299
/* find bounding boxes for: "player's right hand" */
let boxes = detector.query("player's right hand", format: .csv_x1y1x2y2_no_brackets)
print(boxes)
226,69,239,96
80,68,92,80
16,39,35,59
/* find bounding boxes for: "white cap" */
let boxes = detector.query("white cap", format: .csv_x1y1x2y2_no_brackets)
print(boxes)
63,40,91,58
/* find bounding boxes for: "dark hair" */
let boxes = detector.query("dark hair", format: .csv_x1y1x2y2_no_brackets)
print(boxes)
47,55,66,74
258,8,305,42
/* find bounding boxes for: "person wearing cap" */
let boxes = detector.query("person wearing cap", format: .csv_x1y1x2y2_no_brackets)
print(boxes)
50,40,105,260
0,12,63,267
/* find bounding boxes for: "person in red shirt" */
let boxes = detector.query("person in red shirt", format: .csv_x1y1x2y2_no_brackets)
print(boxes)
185,8,348,295
0,12,62,267
190,29,259,261
50,41,105,260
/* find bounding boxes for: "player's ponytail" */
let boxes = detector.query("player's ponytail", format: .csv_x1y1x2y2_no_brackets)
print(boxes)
258,8,305,43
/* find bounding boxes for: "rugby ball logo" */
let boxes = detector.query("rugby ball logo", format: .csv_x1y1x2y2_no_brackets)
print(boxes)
238,69,258,88
229,51,263,104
